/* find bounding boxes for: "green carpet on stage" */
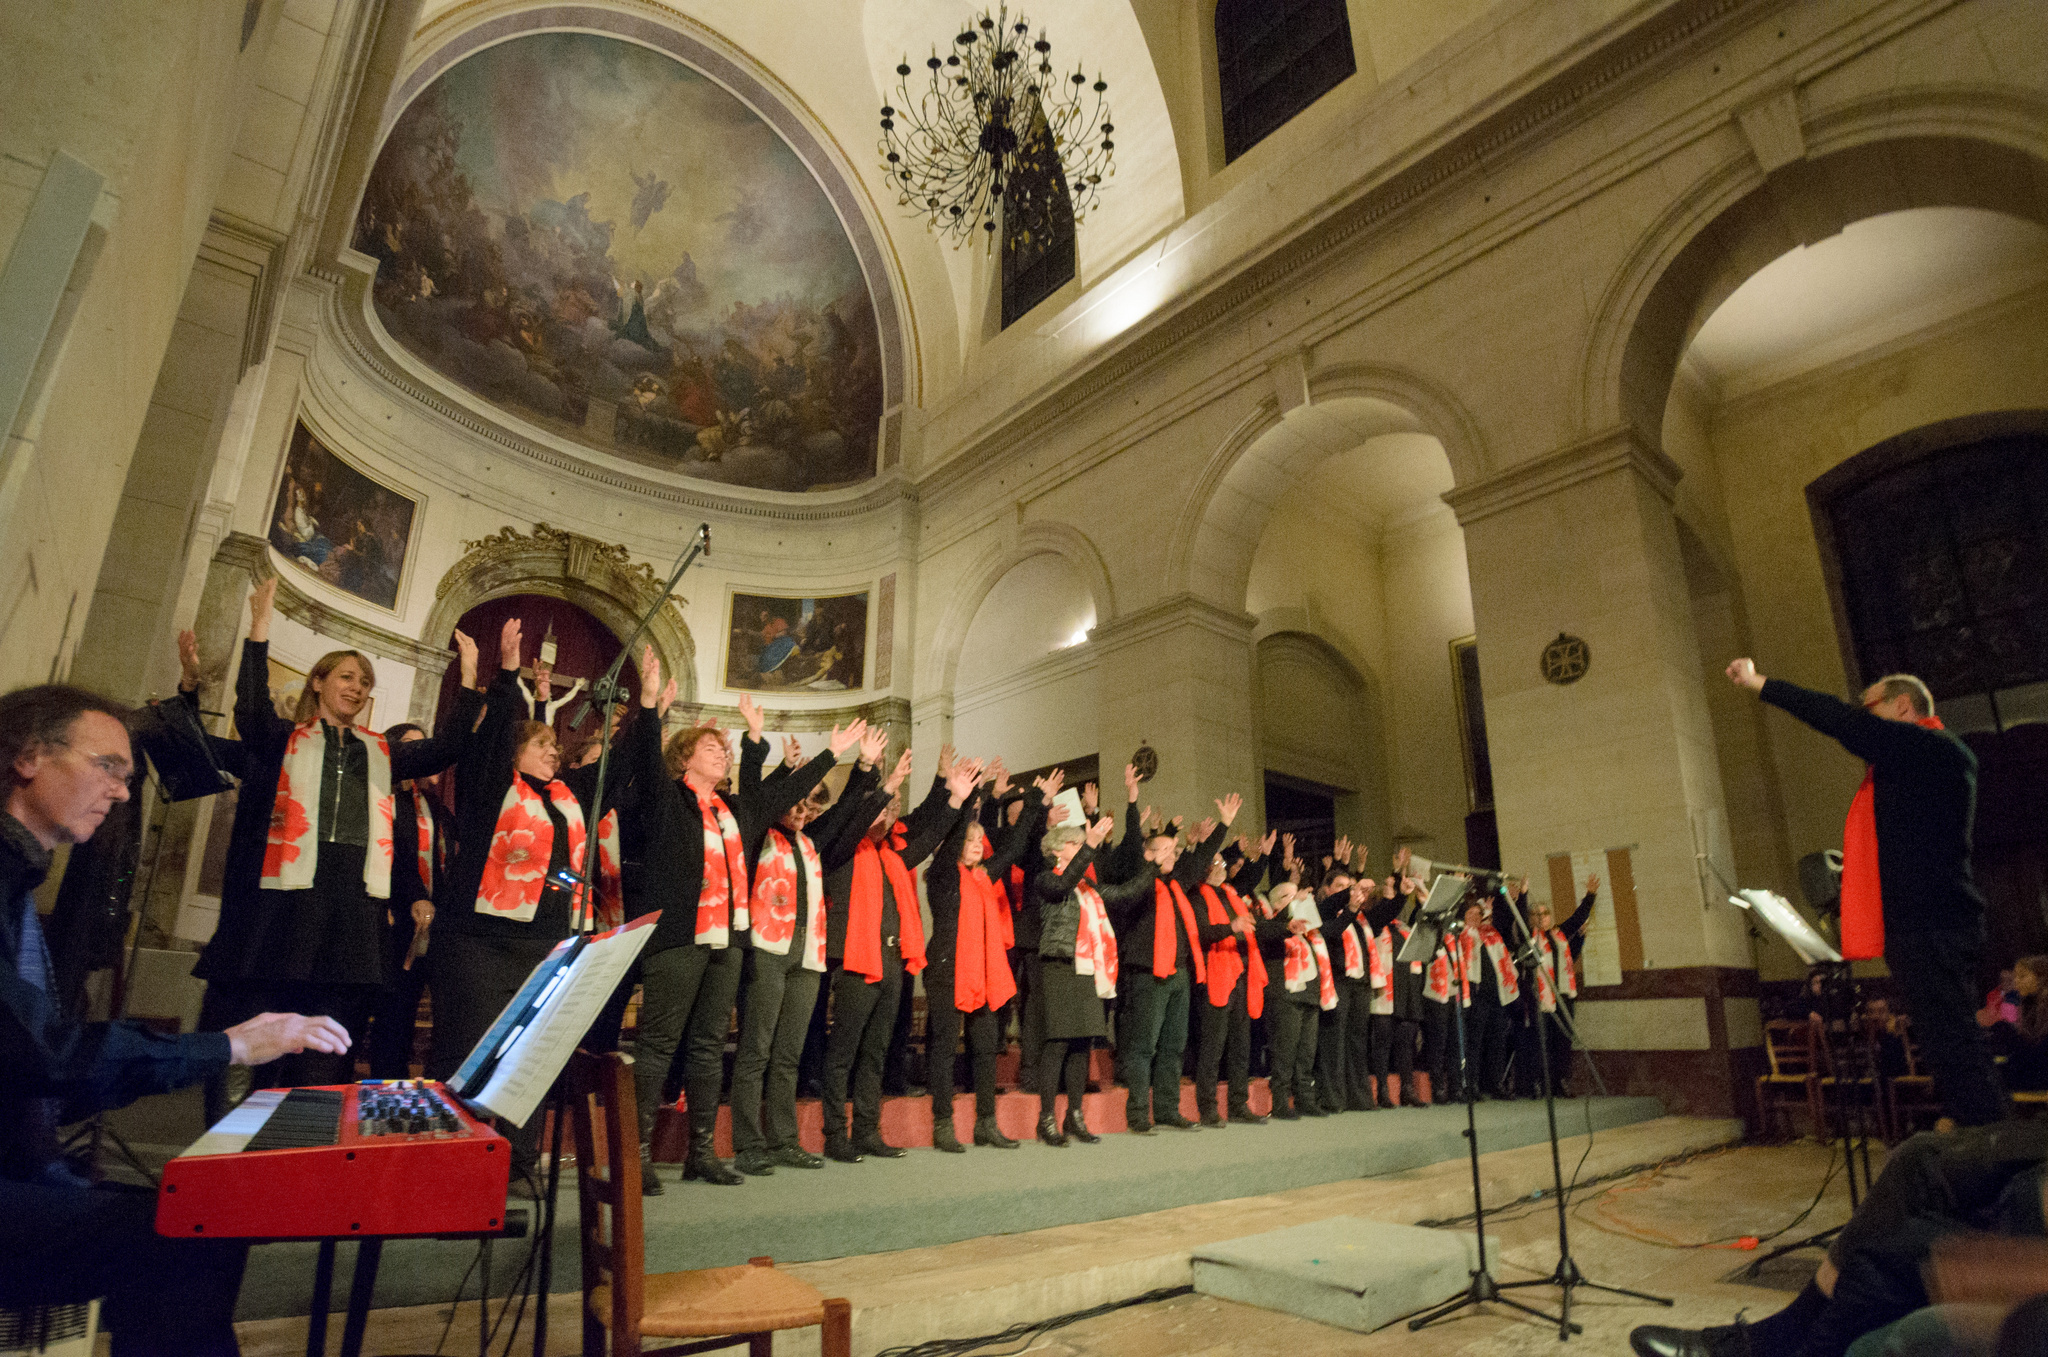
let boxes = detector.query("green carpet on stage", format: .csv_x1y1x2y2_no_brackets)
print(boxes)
226,1094,1664,1320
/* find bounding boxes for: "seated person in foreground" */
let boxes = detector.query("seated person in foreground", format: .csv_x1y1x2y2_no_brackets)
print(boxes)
0,683,350,1357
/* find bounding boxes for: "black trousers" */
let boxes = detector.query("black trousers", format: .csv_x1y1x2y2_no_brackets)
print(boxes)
1193,977,1253,1116
1516,1003,1576,1097
1317,978,1372,1108
1887,927,2008,1126
1266,989,1319,1109
1369,1012,1416,1080
1801,1120,2047,1357
1421,1000,1456,1098
0,1179,247,1356
796,960,838,1097
1014,949,1044,1085
633,943,744,1150
1118,968,1191,1125
730,944,824,1154
1467,988,1512,1097
368,929,430,1079
822,948,903,1143
925,963,1001,1121
884,974,917,1094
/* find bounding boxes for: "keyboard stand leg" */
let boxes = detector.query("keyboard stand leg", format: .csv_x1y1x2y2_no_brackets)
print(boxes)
339,1237,382,1357
306,1239,336,1357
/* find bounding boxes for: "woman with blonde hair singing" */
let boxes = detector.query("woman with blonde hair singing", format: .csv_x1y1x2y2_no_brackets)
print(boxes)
192,577,481,1088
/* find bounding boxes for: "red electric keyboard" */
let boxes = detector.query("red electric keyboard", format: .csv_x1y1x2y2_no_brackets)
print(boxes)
157,1081,511,1239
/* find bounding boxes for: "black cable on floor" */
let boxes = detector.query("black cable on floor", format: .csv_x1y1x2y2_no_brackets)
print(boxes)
872,1285,1195,1357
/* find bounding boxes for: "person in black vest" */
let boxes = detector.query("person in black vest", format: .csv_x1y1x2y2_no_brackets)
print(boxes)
1253,850,1331,1120
365,722,447,1078
428,623,664,1189
194,578,480,1090
1029,812,1157,1144
727,722,879,1176
1190,832,1274,1126
1727,658,2006,1127
1,681,351,1357
1111,795,1238,1133
820,748,976,1161
924,767,1047,1152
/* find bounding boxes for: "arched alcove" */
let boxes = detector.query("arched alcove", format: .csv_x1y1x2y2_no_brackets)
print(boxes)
949,550,1102,772
413,523,696,722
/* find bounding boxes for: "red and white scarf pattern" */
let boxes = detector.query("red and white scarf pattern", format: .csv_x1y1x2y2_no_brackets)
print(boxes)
474,777,586,924
1473,921,1521,1003
1072,881,1119,999
411,793,436,897
591,810,622,932
1283,931,1337,1010
1339,919,1367,979
694,790,750,946
1532,927,1578,1012
750,827,827,972
1368,922,1396,1015
262,723,395,898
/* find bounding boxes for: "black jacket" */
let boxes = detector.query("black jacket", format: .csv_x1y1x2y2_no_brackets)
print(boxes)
1761,678,1983,936
630,730,835,957
194,640,480,981
820,775,960,961
2,816,228,1181
1105,822,1233,975
1036,844,1158,961
924,787,1043,971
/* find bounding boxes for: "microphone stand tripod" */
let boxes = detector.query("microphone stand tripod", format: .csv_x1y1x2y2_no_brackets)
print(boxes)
528,523,710,1357
1492,887,1671,1337
1408,907,1576,1336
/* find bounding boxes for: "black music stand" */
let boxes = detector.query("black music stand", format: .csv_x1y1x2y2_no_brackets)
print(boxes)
1401,876,1576,1337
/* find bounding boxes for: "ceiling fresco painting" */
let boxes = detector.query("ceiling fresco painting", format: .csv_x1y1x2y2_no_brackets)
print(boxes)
356,31,885,492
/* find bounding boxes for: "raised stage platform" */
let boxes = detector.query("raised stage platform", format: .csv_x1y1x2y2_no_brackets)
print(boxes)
231,1085,1669,1321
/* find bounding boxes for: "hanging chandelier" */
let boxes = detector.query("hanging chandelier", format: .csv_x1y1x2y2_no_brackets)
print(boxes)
878,5,1114,246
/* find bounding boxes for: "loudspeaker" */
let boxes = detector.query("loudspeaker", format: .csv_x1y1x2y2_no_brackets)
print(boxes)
1797,848,1843,917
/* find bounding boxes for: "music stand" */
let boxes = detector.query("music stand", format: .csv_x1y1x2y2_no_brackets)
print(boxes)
1399,877,1576,1336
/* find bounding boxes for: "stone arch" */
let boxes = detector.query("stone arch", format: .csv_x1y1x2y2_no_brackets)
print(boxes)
411,523,698,720
920,520,1116,697
1582,100,2048,441
1167,362,1480,607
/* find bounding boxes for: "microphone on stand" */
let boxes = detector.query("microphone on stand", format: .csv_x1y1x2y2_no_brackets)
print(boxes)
698,522,711,555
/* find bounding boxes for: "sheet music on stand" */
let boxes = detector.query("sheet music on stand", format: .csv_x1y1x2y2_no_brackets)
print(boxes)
1396,874,1472,965
446,911,660,1128
1729,889,1842,965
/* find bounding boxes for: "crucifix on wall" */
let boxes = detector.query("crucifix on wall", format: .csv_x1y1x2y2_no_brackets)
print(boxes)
517,621,589,727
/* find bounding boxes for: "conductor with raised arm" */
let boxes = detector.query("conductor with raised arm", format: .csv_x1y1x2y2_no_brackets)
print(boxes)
1726,657,2005,1127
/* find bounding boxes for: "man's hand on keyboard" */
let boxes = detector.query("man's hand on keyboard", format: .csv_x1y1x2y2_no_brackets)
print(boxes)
226,1013,353,1067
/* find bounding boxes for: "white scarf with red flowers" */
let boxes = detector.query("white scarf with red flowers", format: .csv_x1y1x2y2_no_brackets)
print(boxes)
474,776,586,924
262,722,395,898
1283,932,1338,1010
695,790,750,946
1368,921,1397,1015
1339,919,1367,979
1532,927,1578,1011
1471,921,1521,1003
1072,881,1119,999
750,826,826,971
410,792,436,897
591,809,622,933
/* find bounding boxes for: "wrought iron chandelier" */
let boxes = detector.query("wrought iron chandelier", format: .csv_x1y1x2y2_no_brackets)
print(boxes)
878,5,1114,246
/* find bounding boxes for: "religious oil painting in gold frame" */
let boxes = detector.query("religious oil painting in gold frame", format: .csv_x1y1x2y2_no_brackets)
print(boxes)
723,590,869,693
267,421,418,612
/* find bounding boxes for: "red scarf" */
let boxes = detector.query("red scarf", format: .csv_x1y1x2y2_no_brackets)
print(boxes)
1151,879,1207,981
952,864,1015,1012
750,826,826,971
694,788,750,946
411,792,436,897
262,723,395,898
1533,927,1578,1011
1840,715,1945,960
1199,883,1265,1018
474,776,586,924
844,825,928,981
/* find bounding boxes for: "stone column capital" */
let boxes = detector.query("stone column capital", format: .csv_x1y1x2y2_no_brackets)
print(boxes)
1087,592,1257,655
1442,425,1682,528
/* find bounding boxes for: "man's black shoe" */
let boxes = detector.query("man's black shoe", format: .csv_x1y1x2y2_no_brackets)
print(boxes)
768,1146,825,1170
1227,1106,1268,1124
1157,1112,1199,1130
823,1138,863,1164
683,1152,745,1186
733,1149,776,1177
1199,1111,1225,1128
1629,1322,1749,1357
854,1133,906,1159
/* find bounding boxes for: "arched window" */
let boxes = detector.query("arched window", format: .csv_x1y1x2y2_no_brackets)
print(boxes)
1001,101,1076,329
1215,0,1356,164
1812,424,2048,731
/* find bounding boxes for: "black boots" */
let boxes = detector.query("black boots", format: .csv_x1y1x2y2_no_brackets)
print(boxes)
973,1115,1018,1149
682,1105,742,1185
639,1141,664,1196
1037,1114,1067,1147
853,1133,906,1159
933,1120,965,1153
1064,1108,1100,1143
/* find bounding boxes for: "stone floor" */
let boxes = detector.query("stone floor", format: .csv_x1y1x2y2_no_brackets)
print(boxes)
221,1120,1858,1357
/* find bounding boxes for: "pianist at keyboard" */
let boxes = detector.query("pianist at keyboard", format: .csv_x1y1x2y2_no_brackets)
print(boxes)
0,683,351,1357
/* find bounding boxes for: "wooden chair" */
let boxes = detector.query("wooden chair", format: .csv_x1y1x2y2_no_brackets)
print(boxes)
1883,1018,1944,1140
1755,1018,1824,1140
566,1049,852,1357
